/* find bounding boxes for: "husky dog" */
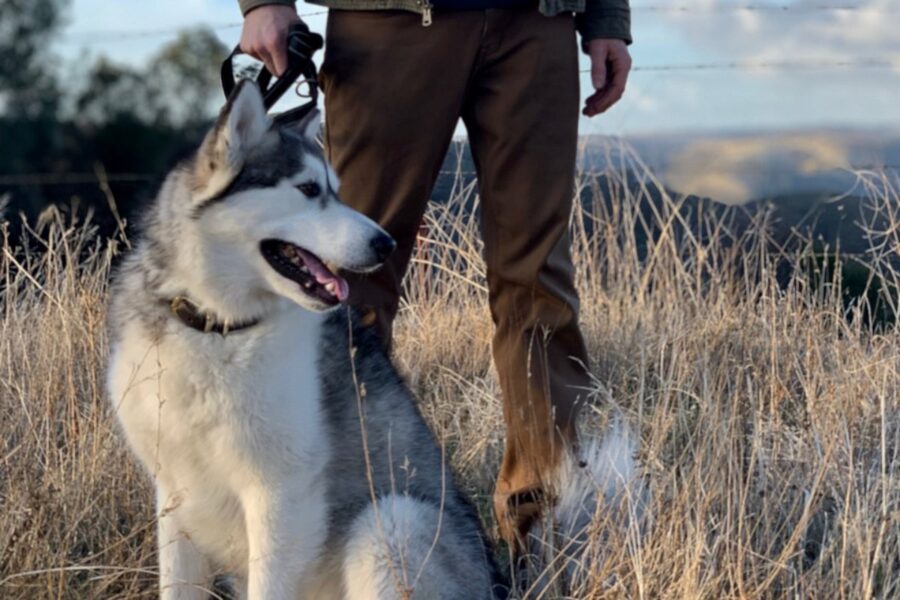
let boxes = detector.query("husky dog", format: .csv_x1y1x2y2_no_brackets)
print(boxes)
107,81,501,599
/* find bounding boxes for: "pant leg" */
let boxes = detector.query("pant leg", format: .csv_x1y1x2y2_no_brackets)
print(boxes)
460,8,591,544
319,10,483,344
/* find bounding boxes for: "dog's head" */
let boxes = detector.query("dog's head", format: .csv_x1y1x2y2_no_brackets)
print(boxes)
184,81,394,314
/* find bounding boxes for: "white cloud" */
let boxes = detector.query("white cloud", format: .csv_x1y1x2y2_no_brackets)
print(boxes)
735,9,762,35
663,0,900,62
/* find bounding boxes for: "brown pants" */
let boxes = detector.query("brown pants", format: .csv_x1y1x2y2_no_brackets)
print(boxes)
320,7,591,543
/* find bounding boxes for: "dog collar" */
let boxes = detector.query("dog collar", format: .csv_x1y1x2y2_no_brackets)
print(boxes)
168,296,259,336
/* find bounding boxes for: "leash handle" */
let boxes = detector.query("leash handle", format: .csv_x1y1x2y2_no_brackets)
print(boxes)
221,23,324,119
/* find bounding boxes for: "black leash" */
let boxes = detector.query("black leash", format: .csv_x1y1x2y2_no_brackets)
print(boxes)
223,22,340,298
220,22,324,125
181,25,323,337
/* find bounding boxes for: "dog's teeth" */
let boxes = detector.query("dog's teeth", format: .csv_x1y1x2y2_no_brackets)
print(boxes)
324,282,336,294
281,244,296,258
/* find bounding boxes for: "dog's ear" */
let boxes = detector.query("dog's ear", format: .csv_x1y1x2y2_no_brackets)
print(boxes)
295,108,322,142
193,80,269,202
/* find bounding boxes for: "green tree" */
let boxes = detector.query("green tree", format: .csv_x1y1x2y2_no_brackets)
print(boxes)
0,0,67,117
149,28,228,126
74,28,227,128
2,24,228,236
70,28,227,181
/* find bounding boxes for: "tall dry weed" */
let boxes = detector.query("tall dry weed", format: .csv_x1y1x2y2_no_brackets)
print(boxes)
2,151,899,598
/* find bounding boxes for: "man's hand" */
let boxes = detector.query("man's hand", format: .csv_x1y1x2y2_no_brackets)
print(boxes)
240,4,300,76
583,39,632,117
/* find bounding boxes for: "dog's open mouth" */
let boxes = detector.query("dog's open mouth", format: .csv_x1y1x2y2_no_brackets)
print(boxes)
260,239,349,305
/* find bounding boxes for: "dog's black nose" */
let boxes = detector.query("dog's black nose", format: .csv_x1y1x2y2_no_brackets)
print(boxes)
370,233,396,263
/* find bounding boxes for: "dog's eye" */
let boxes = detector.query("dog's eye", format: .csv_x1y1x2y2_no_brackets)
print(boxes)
297,181,321,198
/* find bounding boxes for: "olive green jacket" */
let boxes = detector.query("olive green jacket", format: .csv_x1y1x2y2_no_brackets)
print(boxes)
238,0,632,46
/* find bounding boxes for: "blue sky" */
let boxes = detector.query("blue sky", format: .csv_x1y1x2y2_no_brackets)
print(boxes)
56,0,900,136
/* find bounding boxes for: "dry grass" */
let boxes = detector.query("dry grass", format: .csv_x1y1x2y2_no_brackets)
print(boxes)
2,151,900,599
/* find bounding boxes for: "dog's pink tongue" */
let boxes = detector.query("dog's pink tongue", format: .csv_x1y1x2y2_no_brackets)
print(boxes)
321,275,349,302
296,248,350,302
335,278,350,301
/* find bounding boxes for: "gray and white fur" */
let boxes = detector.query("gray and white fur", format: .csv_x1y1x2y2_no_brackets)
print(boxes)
107,81,501,600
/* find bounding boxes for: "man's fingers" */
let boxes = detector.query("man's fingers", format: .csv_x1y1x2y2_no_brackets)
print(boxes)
604,76,627,109
240,43,285,77
595,84,625,113
260,28,289,76
582,78,625,116
582,90,601,116
584,39,632,117
238,39,273,75
239,5,300,77
257,48,276,77
584,57,630,115
591,53,608,91
583,90,612,117
271,47,289,78
611,51,631,96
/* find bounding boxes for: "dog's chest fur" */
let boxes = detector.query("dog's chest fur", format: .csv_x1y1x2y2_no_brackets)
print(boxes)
108,307,330,570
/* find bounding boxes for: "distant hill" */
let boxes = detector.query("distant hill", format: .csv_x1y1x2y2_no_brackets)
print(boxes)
3,128,895,260
435,130,899,258
591,128,900,204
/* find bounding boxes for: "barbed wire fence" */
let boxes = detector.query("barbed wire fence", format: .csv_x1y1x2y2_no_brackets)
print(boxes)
60,4,900,42
3,3,896,190
56,5,900,73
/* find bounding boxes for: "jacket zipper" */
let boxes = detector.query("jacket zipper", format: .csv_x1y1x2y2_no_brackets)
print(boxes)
417,0,433,26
